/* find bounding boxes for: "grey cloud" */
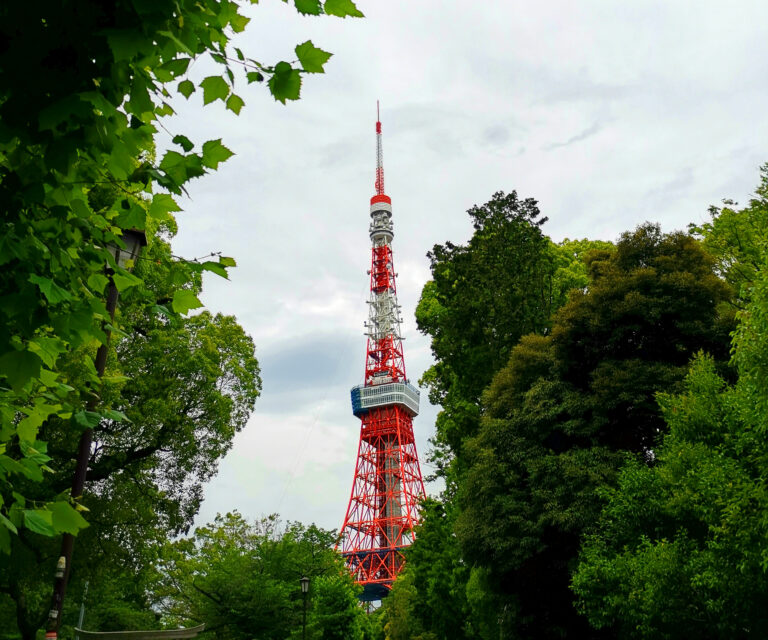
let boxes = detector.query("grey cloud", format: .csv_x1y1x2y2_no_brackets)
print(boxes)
544,121,604,150
482,124,511,147
535,82,634,105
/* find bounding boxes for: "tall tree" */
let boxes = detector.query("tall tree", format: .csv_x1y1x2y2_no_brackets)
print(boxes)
415,191,559,475
573,173,768,639
455,224,733,639
406,190,615,639
0,234,261,639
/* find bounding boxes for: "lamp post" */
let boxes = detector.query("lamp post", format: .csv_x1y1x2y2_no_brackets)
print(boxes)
45,229,147,640
300,576,310,640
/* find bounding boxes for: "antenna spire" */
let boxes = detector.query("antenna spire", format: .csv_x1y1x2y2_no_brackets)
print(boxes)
374,101,385,196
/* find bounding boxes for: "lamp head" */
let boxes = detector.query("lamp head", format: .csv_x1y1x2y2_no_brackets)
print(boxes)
108,228,147,271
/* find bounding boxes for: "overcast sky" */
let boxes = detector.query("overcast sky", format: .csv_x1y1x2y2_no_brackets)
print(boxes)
161,0,768,531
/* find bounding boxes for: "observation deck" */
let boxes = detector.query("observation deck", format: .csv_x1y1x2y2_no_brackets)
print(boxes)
350,381,420,418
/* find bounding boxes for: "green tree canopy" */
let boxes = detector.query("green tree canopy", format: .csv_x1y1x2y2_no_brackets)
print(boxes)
573,176,768,639
153,512,363,640
0,233,261,639
454,223,734,638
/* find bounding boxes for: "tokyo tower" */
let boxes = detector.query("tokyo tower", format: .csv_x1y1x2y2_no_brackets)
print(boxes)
339,105,426,602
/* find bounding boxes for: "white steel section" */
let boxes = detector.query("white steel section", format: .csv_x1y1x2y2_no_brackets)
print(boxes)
369,201,392,214
365,289,402,342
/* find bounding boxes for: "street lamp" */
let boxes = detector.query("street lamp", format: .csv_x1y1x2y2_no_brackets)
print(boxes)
300,576,310,640
108,228,148,270
45,227,146,639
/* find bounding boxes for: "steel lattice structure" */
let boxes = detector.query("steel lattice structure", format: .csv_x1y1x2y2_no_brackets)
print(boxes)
339,106,426,602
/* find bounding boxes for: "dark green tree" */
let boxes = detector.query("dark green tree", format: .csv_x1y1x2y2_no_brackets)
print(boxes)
573,177,768,639
455,224,733,639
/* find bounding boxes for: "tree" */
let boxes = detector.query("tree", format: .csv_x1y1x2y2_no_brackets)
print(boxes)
154,512,361,640
573,178,768,638
380,499,472,640
405,190,615,639
308,574,365,640
690,163,768,306
454,224,733,638
0,0,360,552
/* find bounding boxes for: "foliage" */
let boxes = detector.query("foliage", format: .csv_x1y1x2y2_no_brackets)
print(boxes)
381,499,471,640
416,191,552,410
0,232,261,638
690,163,768,305
307,574,364,640
0,0,360,551
154,512,361,640
573,185,768,639
454,223,734,638
550,237,615,311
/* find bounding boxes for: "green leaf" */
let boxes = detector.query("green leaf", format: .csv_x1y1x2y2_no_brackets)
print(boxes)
102,374,130,384
268,62,302,104
23,509,56,536
50,501,89,535
200,76,230,105
0,512,18,535
246,71,264,83
230,12,250,32
103,409,130,422
294,0,322,15
116,203,147,230
106,31,151,61
226,94,245,115
27,337,66,369
220,256,237,267
111,271,142,292
87,273,110,294
17,404,55,443
201,139,234,170
159,150,206,186
173,135,194,152
29,274,72,304
158,30,193,56
324,0,364,17
73,410,101,430
295,41,333,73
128,72,154,117
201,261,228,278
0,350,42,393
178,80,196,98
148,193,181,223
172,290,204,315
156,57,191,81
107,141,135,180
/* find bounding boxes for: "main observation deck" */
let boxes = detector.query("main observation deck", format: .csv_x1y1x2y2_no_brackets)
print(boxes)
350,381,420,418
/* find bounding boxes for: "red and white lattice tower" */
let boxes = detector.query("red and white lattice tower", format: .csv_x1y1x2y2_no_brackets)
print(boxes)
339,105,426,601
